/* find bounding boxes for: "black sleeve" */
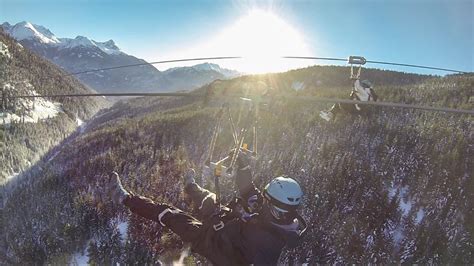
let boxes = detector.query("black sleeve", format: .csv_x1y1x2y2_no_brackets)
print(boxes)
123,194,165,222
235,166,260,200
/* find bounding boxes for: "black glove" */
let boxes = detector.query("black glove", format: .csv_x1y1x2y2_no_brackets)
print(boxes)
236,148,253,170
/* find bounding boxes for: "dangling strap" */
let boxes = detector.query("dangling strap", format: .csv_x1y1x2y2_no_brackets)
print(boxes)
226,105,239,146
205,106,225,165
252,101,259,155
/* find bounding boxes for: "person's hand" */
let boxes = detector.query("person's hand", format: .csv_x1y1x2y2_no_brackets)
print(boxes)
183,168,196,187
236,147,255,170
105,172,130,204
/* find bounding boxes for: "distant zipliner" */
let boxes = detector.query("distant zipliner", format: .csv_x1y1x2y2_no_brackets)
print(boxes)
319,56,378,121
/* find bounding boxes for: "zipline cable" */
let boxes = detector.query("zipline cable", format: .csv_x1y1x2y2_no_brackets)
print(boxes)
365,60,468,74
3,55,472,115
288,96,474,115
59,56,469,77
65,56,242,76
5,92,473,115
282,56,347,63
7,92,194,98
283,56,469,74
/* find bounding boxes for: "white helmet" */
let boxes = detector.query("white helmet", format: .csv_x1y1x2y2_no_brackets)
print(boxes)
263,177,303,223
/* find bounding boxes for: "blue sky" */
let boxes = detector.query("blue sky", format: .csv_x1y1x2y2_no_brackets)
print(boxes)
1,0,472,74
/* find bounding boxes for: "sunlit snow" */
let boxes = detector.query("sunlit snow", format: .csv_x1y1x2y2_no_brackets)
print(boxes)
118,220,129,244
393,225,404,245
4,22,122,55
0,85,63,125
9,21,60,44
76,117,84,126
415,208,425,224
6,172,19,181
70,241,90,266
0,41,11,59
399,187,413,216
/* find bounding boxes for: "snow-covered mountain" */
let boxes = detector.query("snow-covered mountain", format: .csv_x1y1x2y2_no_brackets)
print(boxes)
1,21,240,93
178,62,240,77
1,21,122,54
4,21,60,44
161,62,240,91
0,31,106,183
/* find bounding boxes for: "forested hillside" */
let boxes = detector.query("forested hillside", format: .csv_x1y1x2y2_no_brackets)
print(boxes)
0,30,107,183
1,66,472,264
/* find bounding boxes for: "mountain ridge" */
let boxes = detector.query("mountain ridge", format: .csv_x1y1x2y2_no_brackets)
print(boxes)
0,30,107,183
1,21,123,54
1,21,241,93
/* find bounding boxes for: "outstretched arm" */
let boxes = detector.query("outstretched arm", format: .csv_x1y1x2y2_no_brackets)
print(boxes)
105,172,203,243
235,165,259,199
235,150,260,202
106,172,164,222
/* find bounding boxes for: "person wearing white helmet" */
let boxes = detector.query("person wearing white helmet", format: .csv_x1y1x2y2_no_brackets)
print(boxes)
320,79,378,121
105,149,307,265
263,176,304,225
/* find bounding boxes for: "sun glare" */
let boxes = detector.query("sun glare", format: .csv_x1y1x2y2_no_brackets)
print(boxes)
169,10,313,74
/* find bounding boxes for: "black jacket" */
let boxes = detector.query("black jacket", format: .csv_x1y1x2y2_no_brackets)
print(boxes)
192,167,301,265
124,166,302,265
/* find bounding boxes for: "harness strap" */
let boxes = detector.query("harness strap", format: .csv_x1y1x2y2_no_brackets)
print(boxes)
253,102,259,155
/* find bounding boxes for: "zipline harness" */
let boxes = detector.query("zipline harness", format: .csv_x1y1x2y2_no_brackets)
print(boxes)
203,98,259,211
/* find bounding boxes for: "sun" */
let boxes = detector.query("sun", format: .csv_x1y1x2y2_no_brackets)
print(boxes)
167,9,313,74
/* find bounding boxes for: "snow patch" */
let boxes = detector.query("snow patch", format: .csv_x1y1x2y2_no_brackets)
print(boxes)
117,220,129,244
193,62,221,72
61,36,96,50
388,183,413,217
95,40,122,55
111,216,128,244
6,172,19,181
400,198,412,216
4,22,122,55
0,85,63,125
7,21,60,44
399,187,412,216
415,208,425,224
59,36,122,54
76,118,88,133
70,251,89,265
388,185,397,200
393,224,404,245
70,241,90,265
0,41,11,59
